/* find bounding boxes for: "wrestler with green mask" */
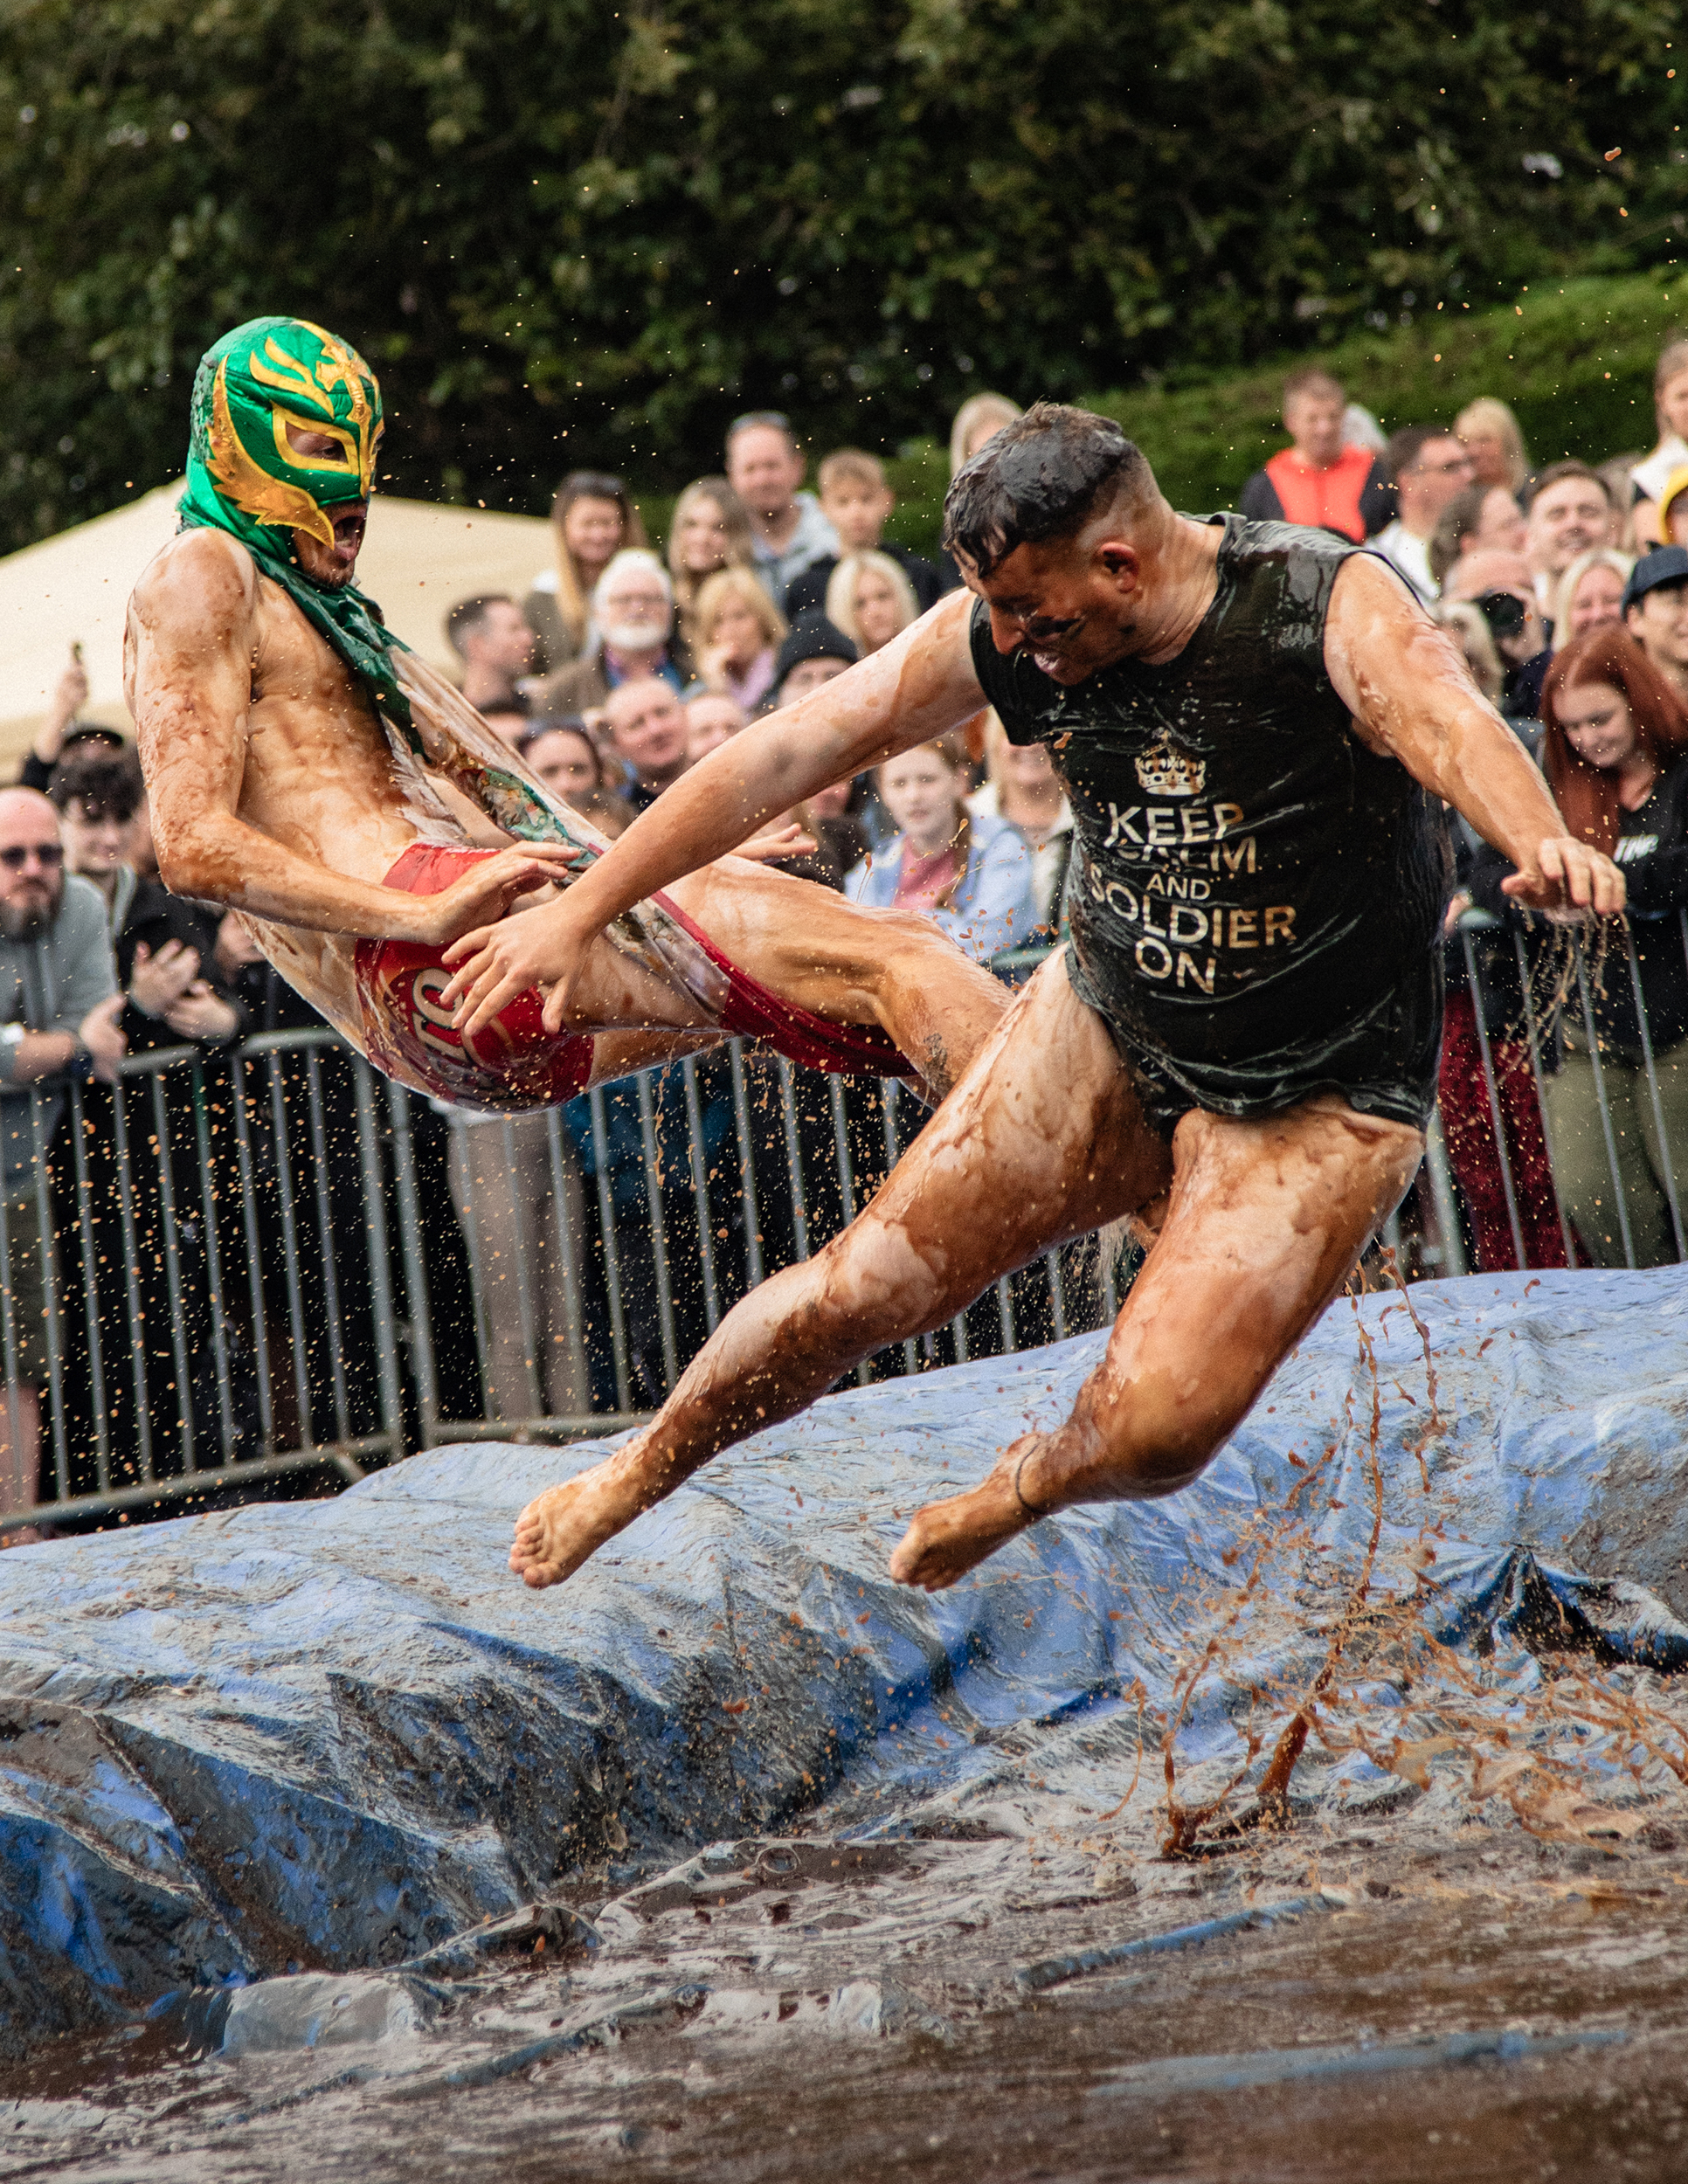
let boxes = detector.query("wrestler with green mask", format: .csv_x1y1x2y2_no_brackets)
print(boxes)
176,315,409,729
125,314,988,1123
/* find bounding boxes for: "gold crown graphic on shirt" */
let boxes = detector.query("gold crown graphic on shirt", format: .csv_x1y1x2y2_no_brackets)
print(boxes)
1134,731,1206,798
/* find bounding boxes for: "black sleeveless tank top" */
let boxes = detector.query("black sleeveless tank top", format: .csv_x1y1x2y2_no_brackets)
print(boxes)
968,515,1450,1129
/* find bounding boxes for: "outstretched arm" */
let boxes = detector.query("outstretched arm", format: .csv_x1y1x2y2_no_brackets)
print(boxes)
1324,554,1623,916
126,531,573,944
443,589,987,1035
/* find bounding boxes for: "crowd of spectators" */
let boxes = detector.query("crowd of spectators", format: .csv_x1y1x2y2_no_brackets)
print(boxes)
15,335,1688,1527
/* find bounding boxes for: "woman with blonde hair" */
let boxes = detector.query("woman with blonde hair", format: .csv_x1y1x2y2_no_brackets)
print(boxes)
948,392,1023,477
691,565,786,712
1549,548,1635,652
522,472,647,674
1631,335,1688,546
1436,602,1505,708
825,550,919,659
1452,397,1531,496
667,477,756,639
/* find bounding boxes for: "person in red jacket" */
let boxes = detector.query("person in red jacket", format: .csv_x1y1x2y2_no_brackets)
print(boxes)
1240,367,1394,544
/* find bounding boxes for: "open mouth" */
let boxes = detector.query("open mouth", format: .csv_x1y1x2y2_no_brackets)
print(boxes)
330,505,367,561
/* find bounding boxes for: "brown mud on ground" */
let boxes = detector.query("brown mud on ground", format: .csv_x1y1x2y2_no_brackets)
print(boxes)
5,1807,1687,2183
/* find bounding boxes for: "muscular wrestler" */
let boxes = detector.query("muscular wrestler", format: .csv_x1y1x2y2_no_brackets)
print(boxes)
125,318,1009,1114
441,403,1626,1593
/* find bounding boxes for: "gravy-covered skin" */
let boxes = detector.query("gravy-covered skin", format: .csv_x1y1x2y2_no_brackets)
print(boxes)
123,316,1010,1104
485,403,1625,1596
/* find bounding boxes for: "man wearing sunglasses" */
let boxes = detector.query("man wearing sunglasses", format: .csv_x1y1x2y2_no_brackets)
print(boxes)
451,402,1626,1600
0,789,127,1533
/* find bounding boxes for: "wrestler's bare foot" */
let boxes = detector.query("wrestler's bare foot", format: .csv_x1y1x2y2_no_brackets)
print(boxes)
509,1453,654,1588
888,1436,1045,1592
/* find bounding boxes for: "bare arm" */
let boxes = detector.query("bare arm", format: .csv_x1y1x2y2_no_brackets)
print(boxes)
441,590,986,1034
127,532,572,943
1324,555,1624,916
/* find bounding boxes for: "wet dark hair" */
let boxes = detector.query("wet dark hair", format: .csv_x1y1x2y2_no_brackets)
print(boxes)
46,741,144,825
941,401,1154,578
1540,626,1688,854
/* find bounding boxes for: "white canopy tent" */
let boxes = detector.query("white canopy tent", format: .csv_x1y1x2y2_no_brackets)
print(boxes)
0,481,556,778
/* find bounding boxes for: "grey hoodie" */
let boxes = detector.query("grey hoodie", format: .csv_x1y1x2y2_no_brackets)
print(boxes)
0,874,119,1193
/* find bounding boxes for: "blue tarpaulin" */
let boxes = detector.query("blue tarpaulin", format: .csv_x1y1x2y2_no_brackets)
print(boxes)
1,1265,1685,2049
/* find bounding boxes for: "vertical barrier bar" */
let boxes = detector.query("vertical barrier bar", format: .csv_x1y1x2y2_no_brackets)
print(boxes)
0,1172,20,1494
543,1107,591,1409
1043,1250,1069,1343
728,1044,764,1290
231,1052,275,1451
450,1118,499,1413
1512,929,1578,1269
500,1116,545,1420
1459,928,1527,1271
66,1080,110,1490
268,1051,317,1442
386,1083,439,1443
587,1085,633,1413
302,1052,351,1441
109,1073,156,1479
634,1070,681,1391
352,1059,405,1458
877,1082,919,1378
680,1058,722,1336
1622,924,1685,1261
32,1092,69,1503
1422,1111,1468,1277
1574,945,1636,1268
188,1058,237,1460
775,1057,813,1262
149,1072,197,1474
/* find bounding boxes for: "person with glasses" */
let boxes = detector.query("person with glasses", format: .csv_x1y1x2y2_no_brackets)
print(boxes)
723,412,839,603
462,400,1627,1600
0,789,127,1536
1372,426,1476,605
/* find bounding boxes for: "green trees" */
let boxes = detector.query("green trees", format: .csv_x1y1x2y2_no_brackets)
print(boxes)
1,0,1682,550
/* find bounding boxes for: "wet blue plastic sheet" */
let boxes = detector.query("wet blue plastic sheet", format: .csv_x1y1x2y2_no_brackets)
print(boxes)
0,1264,1685,2048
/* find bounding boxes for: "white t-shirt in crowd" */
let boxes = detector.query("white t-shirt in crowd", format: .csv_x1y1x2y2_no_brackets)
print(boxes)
1372,519,1437,605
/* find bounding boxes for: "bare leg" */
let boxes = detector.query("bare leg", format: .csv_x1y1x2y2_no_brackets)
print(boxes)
510,957,1170,1585
889,1095,1424,1590
0,1382,42,1545
666,860,1012,1099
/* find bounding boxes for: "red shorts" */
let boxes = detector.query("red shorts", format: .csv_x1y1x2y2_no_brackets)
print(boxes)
354,841,910,1109
354,844,595,1110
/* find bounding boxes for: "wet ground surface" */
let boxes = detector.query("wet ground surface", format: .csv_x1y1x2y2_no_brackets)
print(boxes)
7,1803,1688,2184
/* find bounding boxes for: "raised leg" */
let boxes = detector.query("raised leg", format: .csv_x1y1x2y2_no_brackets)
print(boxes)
889,1095,1425,1590
509,957,1169,1586
665,860,1012,1098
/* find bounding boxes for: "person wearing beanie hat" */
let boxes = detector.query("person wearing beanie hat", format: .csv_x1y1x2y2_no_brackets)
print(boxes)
1624,545,1688,707
773,611,858,705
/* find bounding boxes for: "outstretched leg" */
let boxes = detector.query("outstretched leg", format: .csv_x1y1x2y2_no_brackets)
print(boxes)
889,1095,1424,1590
665,860,1012,1099
510,957,1169,1586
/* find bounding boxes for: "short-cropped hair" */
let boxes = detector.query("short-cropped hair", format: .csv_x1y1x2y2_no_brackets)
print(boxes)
445,593,516,656
818,448,886,495
941,401,1153,578
1283,365,1344,408
47,741,144,824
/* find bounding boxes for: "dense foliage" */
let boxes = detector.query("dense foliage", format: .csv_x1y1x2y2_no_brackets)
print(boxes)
1,0,1684,550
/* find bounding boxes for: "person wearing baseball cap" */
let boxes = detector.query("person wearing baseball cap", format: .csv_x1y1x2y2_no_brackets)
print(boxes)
1623,545,1688,707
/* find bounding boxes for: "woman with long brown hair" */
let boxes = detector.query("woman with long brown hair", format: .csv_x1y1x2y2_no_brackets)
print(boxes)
666,477,756,639
522,472,648,674
1537,625,1688,1264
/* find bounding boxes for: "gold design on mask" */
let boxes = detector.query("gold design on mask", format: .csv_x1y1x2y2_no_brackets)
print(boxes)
206,361,336,545
270,405,360,477
250,339,336,416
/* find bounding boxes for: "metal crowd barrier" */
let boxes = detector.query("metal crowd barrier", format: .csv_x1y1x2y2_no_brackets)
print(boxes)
0,912,1682,1538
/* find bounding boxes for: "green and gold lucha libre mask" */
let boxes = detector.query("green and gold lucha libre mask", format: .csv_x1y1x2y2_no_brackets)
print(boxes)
177,314,410,726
